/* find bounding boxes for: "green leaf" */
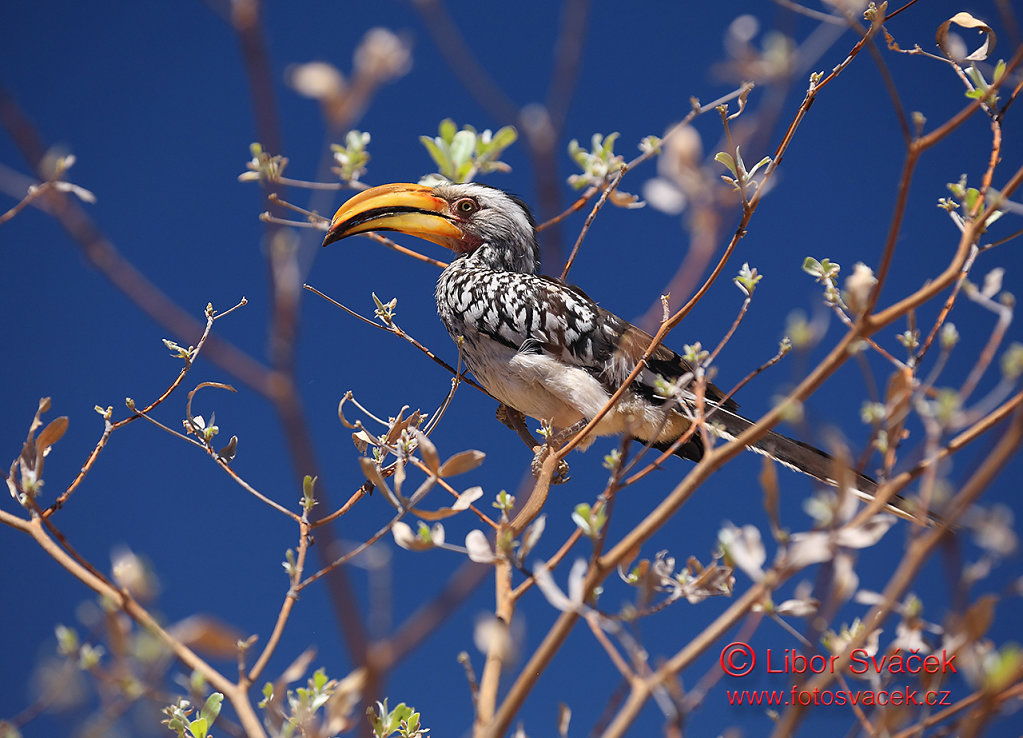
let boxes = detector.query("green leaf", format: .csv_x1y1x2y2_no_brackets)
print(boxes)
491,125,517,150
55,624,79,655
313,667,328,691
391,703,413,730
714,151,737,176
1001,342,1023,380
748,156,772,178
406,711,421,732
200,693,223,725
439,118,457,143
259,681,274,708
639,135,662,155
449,130,476,168
567,139,585,166
601,131,620,156
188,717,208,738
801,257,823,276
733,146,747,177
571,502,606,537
419,136,448,171
985,644,1023,691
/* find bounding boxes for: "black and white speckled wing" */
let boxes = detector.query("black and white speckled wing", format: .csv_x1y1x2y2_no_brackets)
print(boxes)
436,262,598,357
580,299,736,408
438,262,736,454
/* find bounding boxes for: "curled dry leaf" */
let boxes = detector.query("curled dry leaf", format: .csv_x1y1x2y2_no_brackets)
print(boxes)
608,189,643,209
892,622,931,654
833,551,859,602
33,397,51,430
278,647,317,687
465,529,495,563
981,267,1004,299
168,615,245,659
473,615,512,660
884,367,913,468
519,514,546,560
835,514,896,548
759,457,780,536
726,83,754,120
532,562,574,612
787,514,896,570
680,560,735,603
439,449,485,477
288,61,346,101
412,429,439,475
391,521,417,549
384,406,423,446
410,485,483,521
338,391,358,429
558,703,571,738
393,456,406,496
936,12,996,61
351,429,374,453
786,531,832,569
36,416,69,457
566,558,587,604
718,522,766,582
962,593,997,641
358,457,394,501
325,667,367,734
217,435,238,463
111,546,157,600
383,406,409,446
775,598,820,617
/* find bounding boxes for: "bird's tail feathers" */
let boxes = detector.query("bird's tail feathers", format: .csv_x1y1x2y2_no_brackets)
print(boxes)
695,403,929,525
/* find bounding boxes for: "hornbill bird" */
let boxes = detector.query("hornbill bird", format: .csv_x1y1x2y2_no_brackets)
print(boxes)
323,182,924,523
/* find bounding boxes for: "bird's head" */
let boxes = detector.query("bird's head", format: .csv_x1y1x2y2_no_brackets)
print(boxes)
322,182,540,274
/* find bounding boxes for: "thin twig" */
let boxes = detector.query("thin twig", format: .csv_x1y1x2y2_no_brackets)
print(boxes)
304,283,488,394
559,171,623,282
246,518,311,684
44,299,247,517
536,186,597,231
0,179,53,226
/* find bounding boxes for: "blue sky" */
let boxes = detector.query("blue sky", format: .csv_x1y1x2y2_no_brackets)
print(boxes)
2,2,1022,736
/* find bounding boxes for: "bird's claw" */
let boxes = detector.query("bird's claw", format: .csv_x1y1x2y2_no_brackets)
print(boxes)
497,404,542,450
495,403,518,430
531,444,570,485
498,404,571,483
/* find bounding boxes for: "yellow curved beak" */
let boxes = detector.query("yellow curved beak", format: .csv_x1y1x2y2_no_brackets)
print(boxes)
322,183,464,249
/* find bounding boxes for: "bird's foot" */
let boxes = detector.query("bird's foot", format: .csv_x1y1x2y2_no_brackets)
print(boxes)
500,406,583,484
496,404,541,449
531,444,571,485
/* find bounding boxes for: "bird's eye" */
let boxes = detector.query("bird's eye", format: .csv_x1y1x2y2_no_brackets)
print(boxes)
454,197,479,215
